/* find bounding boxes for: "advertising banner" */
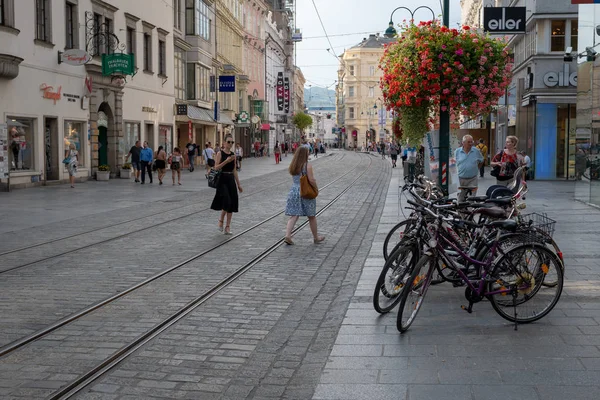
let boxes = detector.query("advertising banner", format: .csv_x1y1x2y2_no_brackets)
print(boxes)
275,70,292,115
219,76,235,92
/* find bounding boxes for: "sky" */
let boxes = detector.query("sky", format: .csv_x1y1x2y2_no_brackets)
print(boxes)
295,0,463,90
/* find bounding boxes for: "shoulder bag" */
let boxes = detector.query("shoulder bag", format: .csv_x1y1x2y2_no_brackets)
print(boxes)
300,164,318,199
207,168,221,188
490,151,503,178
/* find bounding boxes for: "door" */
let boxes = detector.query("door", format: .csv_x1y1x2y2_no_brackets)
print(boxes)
99,126,108,166
146,124,155,149
44,118,59,180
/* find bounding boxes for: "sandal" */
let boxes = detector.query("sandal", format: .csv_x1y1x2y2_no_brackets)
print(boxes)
218,219,224,232
313,236,326,244
224,225,232,235
284,237,294,245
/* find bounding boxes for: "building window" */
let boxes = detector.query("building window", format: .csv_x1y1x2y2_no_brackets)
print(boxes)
349,86,355,97
186,0,210,40
571,19,578,51
65,2,76,49
369,65,375,76
64,121,85,167
551,20,566,52
368,87,374,97
175,48,185,100
158,40,166,76
35,0,51,42
127,27,135,55
349,107,355,119
93,13,101,55
198,64,209,102
173,0,181,30
105,18,113,54
349,65,354,76
143,33,152,72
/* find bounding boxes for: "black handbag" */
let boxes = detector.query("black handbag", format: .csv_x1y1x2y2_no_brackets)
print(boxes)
490,166,500,178
207,169,221,188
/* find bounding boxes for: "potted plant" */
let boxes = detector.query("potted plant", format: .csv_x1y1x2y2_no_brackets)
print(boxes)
120,163,132,179
97,164,111,181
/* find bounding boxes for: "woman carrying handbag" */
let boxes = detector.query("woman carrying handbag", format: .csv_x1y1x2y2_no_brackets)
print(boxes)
211,134,243,235
284,146,325,245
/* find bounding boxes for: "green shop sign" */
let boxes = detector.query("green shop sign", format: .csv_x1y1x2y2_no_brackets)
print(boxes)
102,53,135,76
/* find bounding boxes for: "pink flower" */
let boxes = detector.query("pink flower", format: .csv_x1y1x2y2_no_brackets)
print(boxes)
443,88,450,94
455,49,464,56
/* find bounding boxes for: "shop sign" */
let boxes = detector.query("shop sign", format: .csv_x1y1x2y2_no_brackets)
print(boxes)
188,121,193,141
292,30,303,42
483,7,526,34
176,104,188,115
238,111,249,123
543,64,577,87
218,75,235,92
40,84,62,104
276,71,291,115
142,106,156,113
63,93,81,103
214,101,220,122
283,76,290,113
101,53,135,76
59,49,92,66
0,124,8,178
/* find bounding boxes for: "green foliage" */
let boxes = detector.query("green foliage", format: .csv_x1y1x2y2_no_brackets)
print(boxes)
293,112,313,133
121,163,132,170
399,105,431,146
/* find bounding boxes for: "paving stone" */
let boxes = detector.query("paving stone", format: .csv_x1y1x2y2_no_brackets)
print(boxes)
313,383,407,400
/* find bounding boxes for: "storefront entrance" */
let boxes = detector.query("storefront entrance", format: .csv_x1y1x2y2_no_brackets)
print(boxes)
44,117,58,181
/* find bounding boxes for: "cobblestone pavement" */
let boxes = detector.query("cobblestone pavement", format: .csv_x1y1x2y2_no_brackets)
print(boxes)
315,166,600,400
0,151,392,399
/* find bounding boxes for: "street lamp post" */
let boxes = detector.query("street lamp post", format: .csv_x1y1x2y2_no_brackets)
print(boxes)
384,2,450,195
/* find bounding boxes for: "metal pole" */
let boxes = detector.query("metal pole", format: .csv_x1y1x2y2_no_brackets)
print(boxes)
438,0,450,195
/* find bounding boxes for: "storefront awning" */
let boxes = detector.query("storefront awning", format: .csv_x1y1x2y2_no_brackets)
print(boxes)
175,105,216,125
261,123,270,130
216,115,235,126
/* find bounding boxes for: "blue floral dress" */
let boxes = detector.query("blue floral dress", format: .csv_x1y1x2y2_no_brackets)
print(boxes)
285,164,316,217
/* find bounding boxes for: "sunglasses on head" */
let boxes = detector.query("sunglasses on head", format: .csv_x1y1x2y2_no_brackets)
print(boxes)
227,140,234,144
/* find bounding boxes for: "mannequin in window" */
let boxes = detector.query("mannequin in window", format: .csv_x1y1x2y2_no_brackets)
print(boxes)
10,127,20,170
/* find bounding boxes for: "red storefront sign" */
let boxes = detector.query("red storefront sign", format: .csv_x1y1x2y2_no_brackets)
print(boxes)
188,121,193,141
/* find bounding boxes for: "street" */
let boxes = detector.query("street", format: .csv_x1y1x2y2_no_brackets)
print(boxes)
0,150,599,400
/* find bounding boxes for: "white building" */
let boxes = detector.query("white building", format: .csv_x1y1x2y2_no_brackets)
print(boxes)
0,0,174,188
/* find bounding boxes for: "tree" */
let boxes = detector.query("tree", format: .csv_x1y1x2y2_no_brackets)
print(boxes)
293,112,313,134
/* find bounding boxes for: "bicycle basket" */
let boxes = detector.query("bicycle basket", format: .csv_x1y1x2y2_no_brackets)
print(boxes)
518,212,556,238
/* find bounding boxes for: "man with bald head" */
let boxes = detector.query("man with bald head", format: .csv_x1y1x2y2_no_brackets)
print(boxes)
454,134,484,202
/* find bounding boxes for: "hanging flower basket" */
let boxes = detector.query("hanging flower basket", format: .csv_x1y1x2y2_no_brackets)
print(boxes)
380,21,512,145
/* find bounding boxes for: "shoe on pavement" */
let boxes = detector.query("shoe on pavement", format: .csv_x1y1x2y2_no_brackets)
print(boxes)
313,236,325,244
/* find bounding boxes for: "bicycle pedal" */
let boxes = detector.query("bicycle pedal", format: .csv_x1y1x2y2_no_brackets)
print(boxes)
460,305,473,314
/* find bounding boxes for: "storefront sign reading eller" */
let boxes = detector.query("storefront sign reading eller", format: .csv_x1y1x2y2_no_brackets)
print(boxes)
483,7,526,34
543,63,577,87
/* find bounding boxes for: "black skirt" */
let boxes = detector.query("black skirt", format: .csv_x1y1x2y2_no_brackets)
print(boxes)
210,173,239,213
155,160,166,169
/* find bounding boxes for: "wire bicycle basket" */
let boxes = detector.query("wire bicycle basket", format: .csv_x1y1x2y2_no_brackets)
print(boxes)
518,212,556,238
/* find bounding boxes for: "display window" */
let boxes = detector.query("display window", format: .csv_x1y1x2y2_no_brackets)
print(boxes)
64,121,85,166
122,122,140,154
159,125,172,154
7,117,34,171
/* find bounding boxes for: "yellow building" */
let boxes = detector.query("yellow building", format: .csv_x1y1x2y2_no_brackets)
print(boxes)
338,34,395,149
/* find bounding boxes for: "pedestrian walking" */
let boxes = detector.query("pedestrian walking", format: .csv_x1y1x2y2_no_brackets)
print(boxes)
380,142,386,159
389,142,399,168
170,147,183,185
140,141,153,184
126,140,142,182
284,142,289,157
313,141,319,158
211,134,243,235
491,135,525,186
203,143,215,178
155,145,167,185
475,138,488,177
235,143,243,171
403,145,417,182
520,151,532,180
254,141,260,157
576,148,587,180
274,141,281,164
283,146,325,245
186,142,197,172
455,134,484,202
64,143,78,188
215,142,221,154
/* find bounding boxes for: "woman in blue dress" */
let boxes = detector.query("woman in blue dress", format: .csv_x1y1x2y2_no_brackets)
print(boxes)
284,146,325,245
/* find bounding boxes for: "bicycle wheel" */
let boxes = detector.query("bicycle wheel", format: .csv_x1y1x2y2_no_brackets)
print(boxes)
396,255,435,333
373,244,418,314
487,244,563,324
383,219,415,261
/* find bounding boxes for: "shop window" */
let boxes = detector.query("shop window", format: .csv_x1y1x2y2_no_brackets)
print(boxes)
35,0,52,43
7,118,34,171
122,122,140,155
159,125,172,154
551,20,566,52
64,121,85,167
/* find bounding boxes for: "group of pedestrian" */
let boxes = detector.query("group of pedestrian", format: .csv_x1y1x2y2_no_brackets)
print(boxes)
125,140,182,186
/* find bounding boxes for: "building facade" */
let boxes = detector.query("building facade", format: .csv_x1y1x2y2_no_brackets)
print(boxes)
338,34,395,149
0,0,175,188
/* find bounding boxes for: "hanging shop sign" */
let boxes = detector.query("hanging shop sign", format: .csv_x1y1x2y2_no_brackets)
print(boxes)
483,7,526,34
292,30,303,42
176,104,188,115
59,49,92,66
238,111,249,123
39,84,62,104
188,121,193,141
276,71,291,115
0,124,8,179
101,53,135,76
284,75,290,114
218,75,236,92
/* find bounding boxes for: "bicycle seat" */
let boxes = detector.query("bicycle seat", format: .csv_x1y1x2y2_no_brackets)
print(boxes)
474,206,506,219
487,219,517,232
485,197,512,206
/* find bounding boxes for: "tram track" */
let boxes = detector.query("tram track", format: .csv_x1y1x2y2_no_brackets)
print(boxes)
44,153,374,400
0,153,344,274
0,152,368,360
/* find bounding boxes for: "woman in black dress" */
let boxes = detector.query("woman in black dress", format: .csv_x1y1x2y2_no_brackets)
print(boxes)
211,134,243,235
